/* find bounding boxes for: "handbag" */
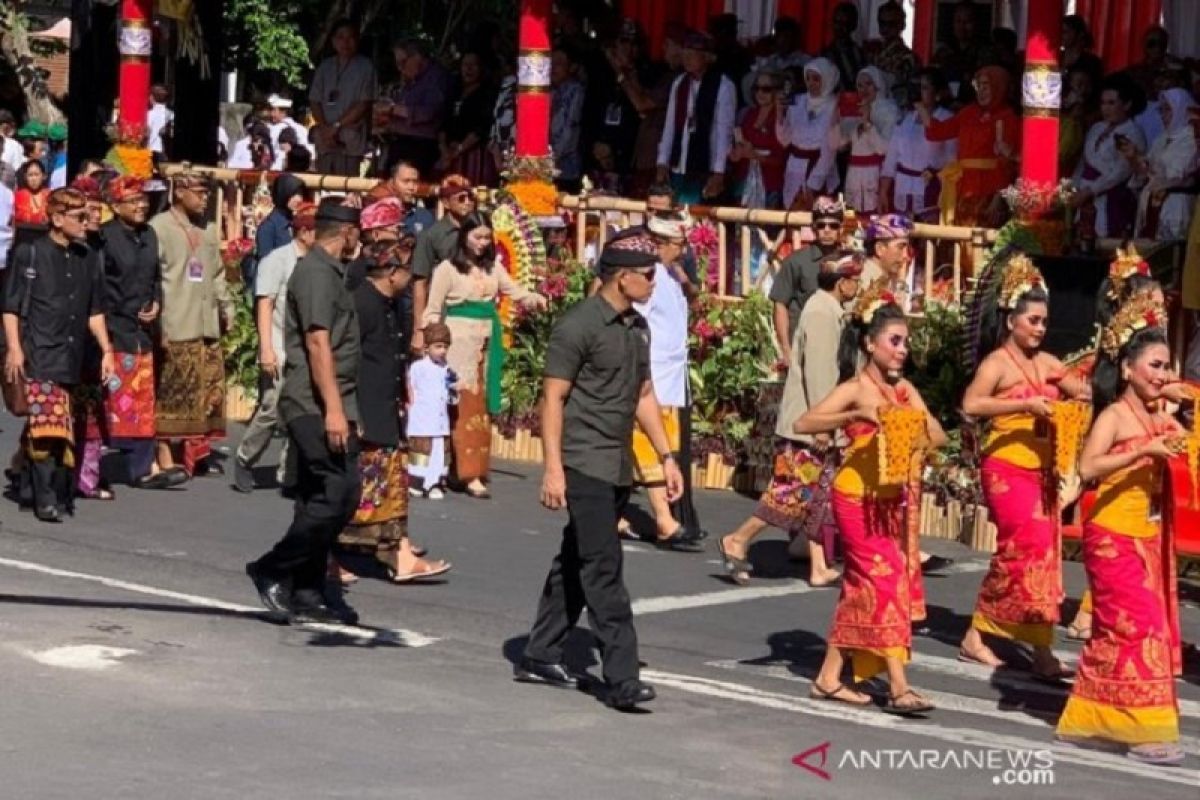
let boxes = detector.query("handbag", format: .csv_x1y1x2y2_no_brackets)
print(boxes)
1,246,34,416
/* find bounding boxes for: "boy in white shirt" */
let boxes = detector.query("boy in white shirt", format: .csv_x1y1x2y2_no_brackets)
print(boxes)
406,322,456,499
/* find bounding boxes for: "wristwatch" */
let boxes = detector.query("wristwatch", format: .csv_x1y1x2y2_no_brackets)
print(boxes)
659,452,677,464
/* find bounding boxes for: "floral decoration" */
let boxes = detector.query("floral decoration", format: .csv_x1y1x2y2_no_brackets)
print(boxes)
997,253,1047,309
1106,244,1151,300
1099,291,1168,357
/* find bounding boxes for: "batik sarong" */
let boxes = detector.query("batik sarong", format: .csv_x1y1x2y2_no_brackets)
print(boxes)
752,438,823,534
339,445,409,552
155,338,225,438
450,363,490,481
972,456,1061,647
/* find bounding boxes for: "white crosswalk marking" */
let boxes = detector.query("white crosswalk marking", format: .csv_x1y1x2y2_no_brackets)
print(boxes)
0,556,439,648
644,668,1200,786
704,659,1200,755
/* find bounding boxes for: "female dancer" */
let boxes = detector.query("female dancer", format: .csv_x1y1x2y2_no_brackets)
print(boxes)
796,280,946,713
1056,294,1185,765
958,254,1089,676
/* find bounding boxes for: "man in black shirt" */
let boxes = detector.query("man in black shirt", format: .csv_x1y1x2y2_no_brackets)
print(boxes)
247,199,363,625
99,176,171,489
336,237,451,584
517,233,682,711
2,188,115,522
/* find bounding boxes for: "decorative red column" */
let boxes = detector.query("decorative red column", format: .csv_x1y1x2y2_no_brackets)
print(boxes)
118,0,154,131
515,0,552,158
1018,2,1062,193
912,0,936,65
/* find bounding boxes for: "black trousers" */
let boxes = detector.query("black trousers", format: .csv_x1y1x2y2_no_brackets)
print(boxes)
253,415,362,594
525,468,640,686
672,403,703,536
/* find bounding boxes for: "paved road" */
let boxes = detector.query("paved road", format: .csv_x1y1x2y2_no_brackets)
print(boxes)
0,422,1197,799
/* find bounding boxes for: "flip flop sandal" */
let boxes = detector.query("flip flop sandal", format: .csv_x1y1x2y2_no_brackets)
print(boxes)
810,681,871,706
883,689,934,716
957,648,1005,669
716,539,751,584
390,560,452,583
1065,624,1092,641
1031,665,1076,684
1127,744,1185,765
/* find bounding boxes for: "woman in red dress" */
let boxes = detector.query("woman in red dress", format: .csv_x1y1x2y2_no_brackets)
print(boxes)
919,65,1020,228
13,160,49,227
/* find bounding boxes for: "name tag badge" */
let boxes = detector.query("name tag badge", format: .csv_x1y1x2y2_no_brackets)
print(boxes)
186,257,204,282
605,103,623,126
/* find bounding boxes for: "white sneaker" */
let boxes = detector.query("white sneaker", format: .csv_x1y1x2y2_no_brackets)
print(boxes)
427,487,445,500
409,487,424,498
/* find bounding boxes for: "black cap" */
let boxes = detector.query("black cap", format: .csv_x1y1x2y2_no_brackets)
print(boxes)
316,197,361,225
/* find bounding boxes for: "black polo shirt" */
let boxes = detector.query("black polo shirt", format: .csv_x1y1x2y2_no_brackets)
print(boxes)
353,279,404,447
278,245,360,425
544,294,651,486
98,218,162,354
411,215,460,281
2,235,104,385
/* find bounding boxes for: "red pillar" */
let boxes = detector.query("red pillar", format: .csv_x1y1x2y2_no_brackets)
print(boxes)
912,0,936,65
118,0,153,133
1018,2,1062,195
516,0,552,159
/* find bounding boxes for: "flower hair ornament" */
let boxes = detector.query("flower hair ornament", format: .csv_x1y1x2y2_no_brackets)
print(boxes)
1099,291,1168,357
997,253,1048,310
851,278,898,325
1106,244,1151,300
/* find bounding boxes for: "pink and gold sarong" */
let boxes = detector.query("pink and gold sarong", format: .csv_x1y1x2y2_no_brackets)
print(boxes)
1056,440,1182,746
827,420,925,682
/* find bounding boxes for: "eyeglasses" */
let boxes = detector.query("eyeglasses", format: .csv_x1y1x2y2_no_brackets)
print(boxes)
450,192,472,203
61,210,89,221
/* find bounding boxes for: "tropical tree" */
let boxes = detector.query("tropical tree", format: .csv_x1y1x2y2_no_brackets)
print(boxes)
0,1,64,124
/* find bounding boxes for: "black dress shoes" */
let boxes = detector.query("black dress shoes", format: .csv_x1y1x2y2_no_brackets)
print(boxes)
513,658,579,688
920,555,954,575
291,589,358,626
606,680,656,710
245,561,291,621
34,504,61,523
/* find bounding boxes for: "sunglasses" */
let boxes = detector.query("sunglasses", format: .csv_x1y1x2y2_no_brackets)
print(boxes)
814,221,841,231
61,210,89,221
450,192,473,203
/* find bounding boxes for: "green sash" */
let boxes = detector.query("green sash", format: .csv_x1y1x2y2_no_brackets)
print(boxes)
446,300,504,415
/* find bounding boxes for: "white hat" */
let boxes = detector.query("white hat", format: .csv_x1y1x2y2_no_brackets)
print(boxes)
647,211,691,240
267,94,293,109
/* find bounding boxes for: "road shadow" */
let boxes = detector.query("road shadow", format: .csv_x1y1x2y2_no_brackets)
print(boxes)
0,593,260,621
501,633,652,711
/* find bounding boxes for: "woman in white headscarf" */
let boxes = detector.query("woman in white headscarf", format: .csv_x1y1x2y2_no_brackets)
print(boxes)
842,66,899,214
776,57,842,210
1128,87,1198,239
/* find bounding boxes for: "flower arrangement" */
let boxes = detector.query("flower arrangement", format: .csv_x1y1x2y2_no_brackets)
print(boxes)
499,152,559,217
687,221,721,290
851,279,899,325
105,120,154,179
999,178,1073,217
220,237,253,284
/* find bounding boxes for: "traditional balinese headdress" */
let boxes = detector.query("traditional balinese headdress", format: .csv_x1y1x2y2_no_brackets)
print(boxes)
997,253,1047,310
1106,244,1151,300
812,195,845,222
851,278,899,326
1099,290,1168,357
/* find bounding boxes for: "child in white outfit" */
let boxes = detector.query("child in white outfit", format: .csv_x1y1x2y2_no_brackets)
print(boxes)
407,323,456,499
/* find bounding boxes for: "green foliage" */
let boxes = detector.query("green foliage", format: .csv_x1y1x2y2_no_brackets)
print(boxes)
222,291,259,398
687,290,778,461
225,0,311,85
905,301,970,431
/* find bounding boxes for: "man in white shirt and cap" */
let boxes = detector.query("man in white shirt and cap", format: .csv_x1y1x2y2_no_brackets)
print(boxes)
626,211,706,551
267,94,312,170
147,84,174,159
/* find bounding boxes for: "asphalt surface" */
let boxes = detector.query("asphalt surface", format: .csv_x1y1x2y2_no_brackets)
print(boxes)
0,420,1197,799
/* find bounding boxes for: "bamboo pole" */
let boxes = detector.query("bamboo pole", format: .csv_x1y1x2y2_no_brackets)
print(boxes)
717,221,729,295
740,225,752,292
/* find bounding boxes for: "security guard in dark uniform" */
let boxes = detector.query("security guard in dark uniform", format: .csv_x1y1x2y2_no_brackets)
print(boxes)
517,232,684,711
246,198,363,625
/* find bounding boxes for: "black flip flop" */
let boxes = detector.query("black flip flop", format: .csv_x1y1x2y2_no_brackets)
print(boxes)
882,689,934,716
